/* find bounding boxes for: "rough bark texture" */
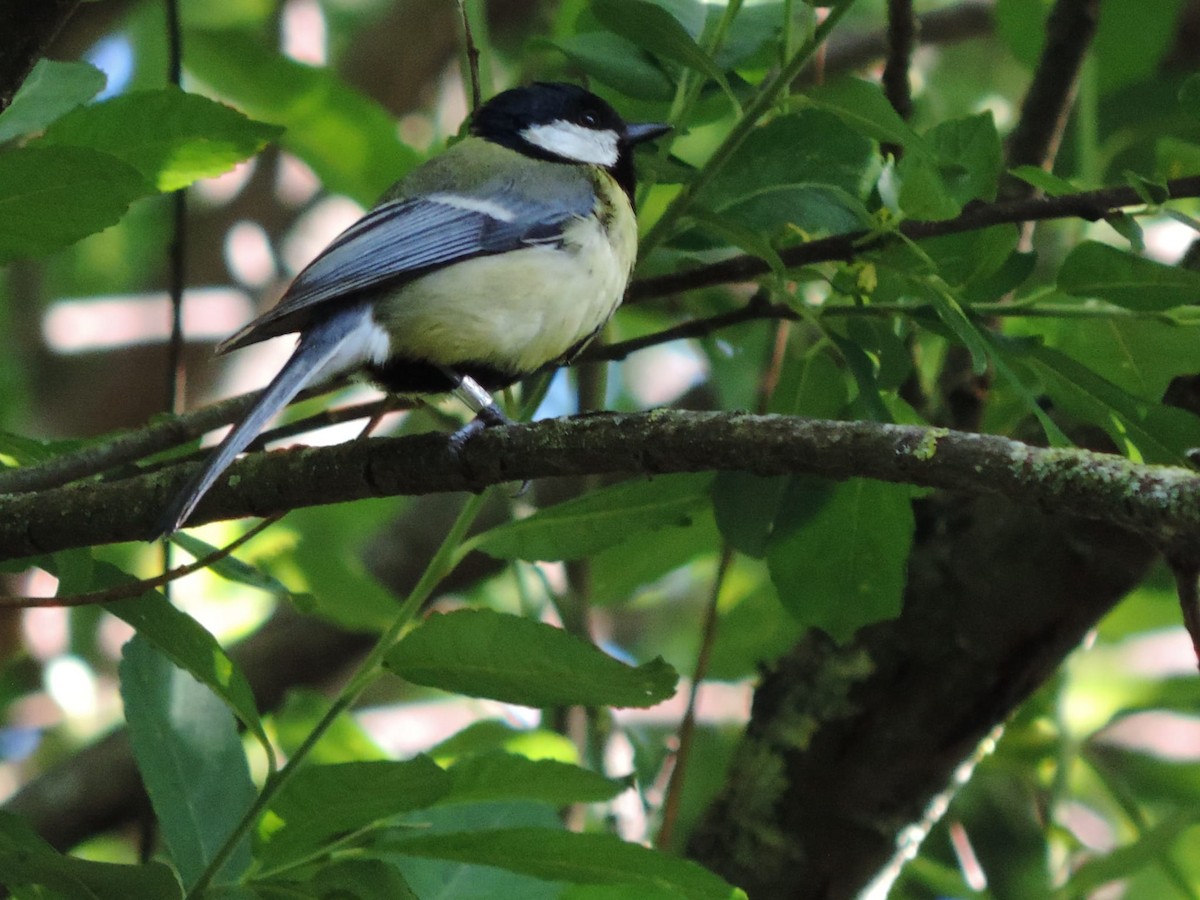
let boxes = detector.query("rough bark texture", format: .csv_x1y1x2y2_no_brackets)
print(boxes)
687,493,1155,898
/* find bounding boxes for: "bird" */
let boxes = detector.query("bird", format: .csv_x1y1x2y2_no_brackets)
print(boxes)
156,82,670,535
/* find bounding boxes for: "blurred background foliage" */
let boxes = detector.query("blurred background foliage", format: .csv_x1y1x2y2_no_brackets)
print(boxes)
2,0,1200,897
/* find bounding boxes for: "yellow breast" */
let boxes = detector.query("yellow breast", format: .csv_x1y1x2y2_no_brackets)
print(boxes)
377,170,637,377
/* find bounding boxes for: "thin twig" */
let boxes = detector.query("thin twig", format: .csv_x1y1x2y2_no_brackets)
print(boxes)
0,380,353,495
629,175,1200,302
0,516,280,609
457,0,482,111
657,545,733,849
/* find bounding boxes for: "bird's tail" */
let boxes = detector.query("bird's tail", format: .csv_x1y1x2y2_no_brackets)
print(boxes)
155,308,377,537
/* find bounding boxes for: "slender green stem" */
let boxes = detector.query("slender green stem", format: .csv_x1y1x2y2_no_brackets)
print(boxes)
186,491,489,897
640,0,859,254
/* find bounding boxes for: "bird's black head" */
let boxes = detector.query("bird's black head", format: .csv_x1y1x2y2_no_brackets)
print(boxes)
470,82,669,198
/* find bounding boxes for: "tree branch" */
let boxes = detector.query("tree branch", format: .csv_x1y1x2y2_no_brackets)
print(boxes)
1002,0,1100,195
882,0,915,121
3,410,1199,561
688,491,1154,898
629,175,1200,302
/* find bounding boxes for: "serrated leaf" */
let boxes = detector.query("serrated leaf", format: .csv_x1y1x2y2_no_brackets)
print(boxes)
542,32,675,101
0,59,106,142
805,78,931,157
1016,343,1200,465
1059,241,1200,311
696,111,874,237
441,753,630,806
0,811,182,898
766,477,913,642
100,562,271,761
385,828,746,899
385,609,678,709
472,473,713,561
262,758,451,868
39,88,281,192
120,635,255,889
185,30,420,204
0,145,148,262
593,0,736,107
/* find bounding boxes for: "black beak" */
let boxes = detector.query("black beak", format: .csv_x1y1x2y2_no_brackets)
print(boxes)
624,121,672,145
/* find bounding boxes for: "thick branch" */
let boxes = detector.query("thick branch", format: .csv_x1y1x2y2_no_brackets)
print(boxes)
2,411,1199,561
630,176,1200,301
1003,0,1100,194
882,0,915,121
688,492,1154,898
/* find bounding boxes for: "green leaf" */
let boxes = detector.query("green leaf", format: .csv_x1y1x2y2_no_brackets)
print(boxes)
1059,241,1200,311
542,32,675,101
589,504,722,606
1007,165,1080,196
472,473,713,561
924,112,1002,205
308,859,419,900
441,753,630,806
102,562,271,760
385,828,746,899
273,689,389,764
262,758,451,868
169,530,298,600
593,0,737,107
712,471,789,558
0,145,148,262
896,153,962,220
120,635,256,889
1017,342,1200,465
0,59,106,142
1055,811,1200,898
385,609,678,709
696,111,875,237
429,720,579,765
39,88,281,192
0,811,182,898
805,78,929,155
766,477,913,642
1181,73,1200,120
185,30,420,205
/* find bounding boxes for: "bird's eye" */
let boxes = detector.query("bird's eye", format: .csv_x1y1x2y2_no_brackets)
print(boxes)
580,111,599,128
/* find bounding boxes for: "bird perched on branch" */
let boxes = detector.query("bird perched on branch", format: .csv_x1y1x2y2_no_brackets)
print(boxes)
157,82,669,535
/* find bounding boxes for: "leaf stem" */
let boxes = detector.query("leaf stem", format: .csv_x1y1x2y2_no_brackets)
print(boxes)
185,491,489,897
639,0,860,255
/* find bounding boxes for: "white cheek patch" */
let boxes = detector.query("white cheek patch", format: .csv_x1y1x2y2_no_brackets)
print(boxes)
521,120,620,166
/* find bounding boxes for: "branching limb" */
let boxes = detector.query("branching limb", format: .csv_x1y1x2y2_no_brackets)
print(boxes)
4,410,1200,560
630,175,1200,302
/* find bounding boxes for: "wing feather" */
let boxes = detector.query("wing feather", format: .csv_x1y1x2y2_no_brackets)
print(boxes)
221,188,587,352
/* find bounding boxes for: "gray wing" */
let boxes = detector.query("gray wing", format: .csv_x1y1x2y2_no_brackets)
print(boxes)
221,186,590,352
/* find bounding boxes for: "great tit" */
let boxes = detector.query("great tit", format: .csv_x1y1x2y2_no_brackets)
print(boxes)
157,82,669,535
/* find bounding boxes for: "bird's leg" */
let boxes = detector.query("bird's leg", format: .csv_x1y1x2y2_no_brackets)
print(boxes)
440,368,511,456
